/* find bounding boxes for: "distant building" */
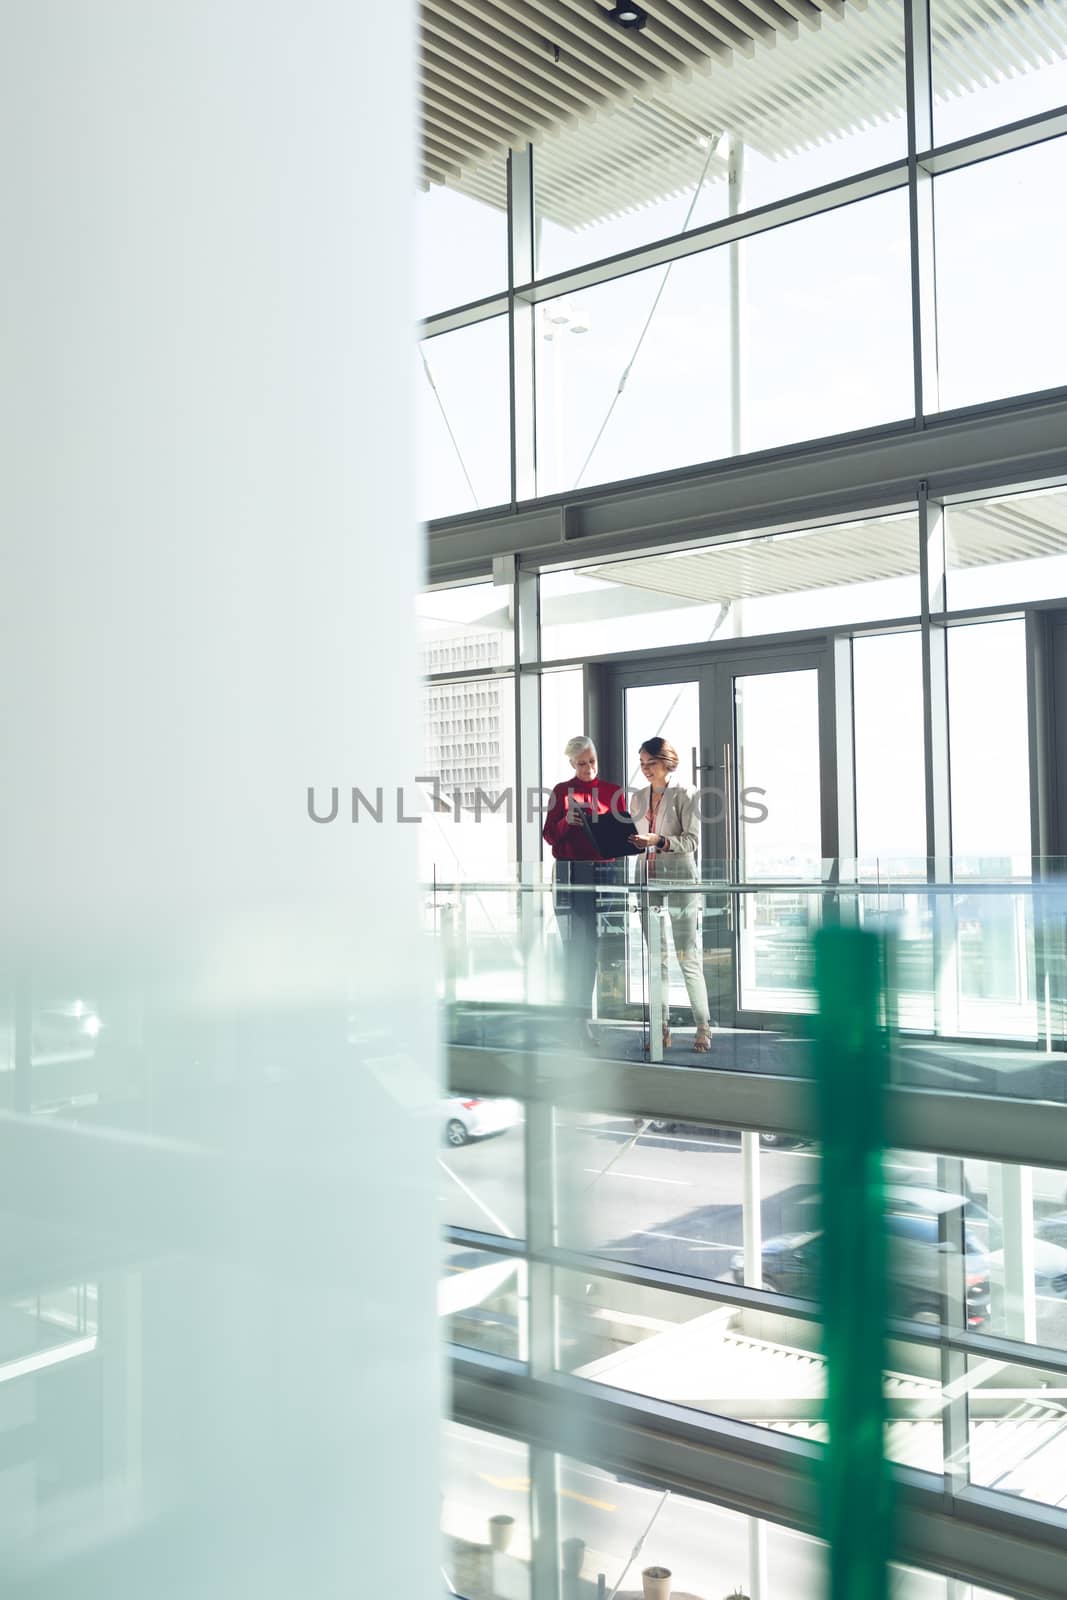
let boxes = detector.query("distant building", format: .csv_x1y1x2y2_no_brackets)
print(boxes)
422,630,504,810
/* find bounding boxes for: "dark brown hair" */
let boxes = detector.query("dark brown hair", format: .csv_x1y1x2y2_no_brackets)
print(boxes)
639,737,679,772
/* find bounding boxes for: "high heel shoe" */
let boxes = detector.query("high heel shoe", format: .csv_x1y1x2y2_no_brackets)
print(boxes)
693,1023,712,1053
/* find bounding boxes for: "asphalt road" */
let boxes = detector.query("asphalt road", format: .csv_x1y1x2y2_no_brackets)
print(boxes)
440,1116,1067,1348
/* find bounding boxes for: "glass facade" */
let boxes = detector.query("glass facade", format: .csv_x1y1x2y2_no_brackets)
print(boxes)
423,9,1067,1594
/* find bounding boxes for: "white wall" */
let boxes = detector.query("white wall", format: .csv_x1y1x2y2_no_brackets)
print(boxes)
0,4,436,1595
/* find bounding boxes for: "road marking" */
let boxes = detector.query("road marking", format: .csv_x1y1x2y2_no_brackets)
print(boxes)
592,1127,741,1153
561,1488,616,1511
439,1157,516,1239
478,1473,615,1511
581,1169,690,1186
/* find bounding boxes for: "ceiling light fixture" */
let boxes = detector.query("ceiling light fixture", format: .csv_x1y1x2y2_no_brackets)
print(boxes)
610,2,648,30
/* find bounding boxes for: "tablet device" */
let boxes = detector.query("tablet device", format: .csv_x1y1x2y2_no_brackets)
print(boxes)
574,802,642,859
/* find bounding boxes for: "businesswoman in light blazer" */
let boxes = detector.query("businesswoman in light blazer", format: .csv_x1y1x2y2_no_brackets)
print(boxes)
629,735,713,1053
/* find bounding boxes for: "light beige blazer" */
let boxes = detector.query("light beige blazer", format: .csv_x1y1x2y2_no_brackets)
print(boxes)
628,781,701,885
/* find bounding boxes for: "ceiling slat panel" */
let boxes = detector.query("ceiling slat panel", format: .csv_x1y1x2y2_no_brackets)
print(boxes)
421,62,543,138
658,0,759,56
418,0,1067,233
511,0,667,91
422,4,597,116
420,30,583,125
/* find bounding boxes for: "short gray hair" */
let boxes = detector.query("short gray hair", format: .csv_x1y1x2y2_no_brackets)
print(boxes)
564,735,596,764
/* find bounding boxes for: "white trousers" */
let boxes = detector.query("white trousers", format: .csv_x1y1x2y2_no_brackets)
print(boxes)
645,898,711,1028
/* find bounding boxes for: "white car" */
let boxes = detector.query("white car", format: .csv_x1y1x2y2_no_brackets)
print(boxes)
443,1096,522,1148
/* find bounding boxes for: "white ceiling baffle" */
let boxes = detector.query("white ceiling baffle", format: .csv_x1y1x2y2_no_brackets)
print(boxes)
420,0,1067,227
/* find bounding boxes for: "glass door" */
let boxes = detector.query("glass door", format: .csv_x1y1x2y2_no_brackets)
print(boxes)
716,659,823,1018
607,644,831,1031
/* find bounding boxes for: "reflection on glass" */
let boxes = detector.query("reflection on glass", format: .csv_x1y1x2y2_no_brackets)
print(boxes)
735,670,820,1013
539,514,921,662
442,1242,525,1361
417,317,511,521
931,0,1067,145
934,140,1067,412
557,1269,942,1470
961,1157,1067,1352
854,631,927,877
945,486,1067,612
964,1353,1067,1511
441,1420,531,1600
948,620,1031,877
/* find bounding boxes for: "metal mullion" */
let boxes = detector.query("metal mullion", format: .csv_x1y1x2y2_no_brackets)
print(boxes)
919,484,957,1044
831,636,858,890
905,0,939,426
507,144,537,507
920,107,1067,176
531,615,921,675
537,1241,823,1324
524,1091,558,1380
523,1081,560,1600
446,1225,526,1256
421,292,511,339
936,1154,971,1500
418,122,1067,340
428,393,1067,581
424,666,517,686
446,1046,1067,1170
515,159,909,302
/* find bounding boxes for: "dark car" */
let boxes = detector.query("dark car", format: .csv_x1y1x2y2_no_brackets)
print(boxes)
731,1200,991,1328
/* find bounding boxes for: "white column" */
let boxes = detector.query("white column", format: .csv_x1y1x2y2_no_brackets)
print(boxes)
1,6,436,1598
742,1132,763,1291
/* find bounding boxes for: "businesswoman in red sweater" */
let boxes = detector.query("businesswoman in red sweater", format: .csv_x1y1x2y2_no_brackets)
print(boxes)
543,735,627,1027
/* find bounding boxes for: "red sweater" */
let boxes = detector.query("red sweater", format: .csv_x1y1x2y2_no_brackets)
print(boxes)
543,777,628,861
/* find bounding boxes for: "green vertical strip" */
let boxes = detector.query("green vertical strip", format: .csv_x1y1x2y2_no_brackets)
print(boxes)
814,926,892,1600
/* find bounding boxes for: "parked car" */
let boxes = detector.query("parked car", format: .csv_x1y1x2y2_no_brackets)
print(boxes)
636,1117,807,1149
731,1184,992,1328
442,1096,522,1148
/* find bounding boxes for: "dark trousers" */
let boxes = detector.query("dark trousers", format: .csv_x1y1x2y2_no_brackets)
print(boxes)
554,860,620,1018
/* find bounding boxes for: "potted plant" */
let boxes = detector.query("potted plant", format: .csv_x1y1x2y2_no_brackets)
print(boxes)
641,1565,672,1600
561,1537,586,1578
488,1513,515,1553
